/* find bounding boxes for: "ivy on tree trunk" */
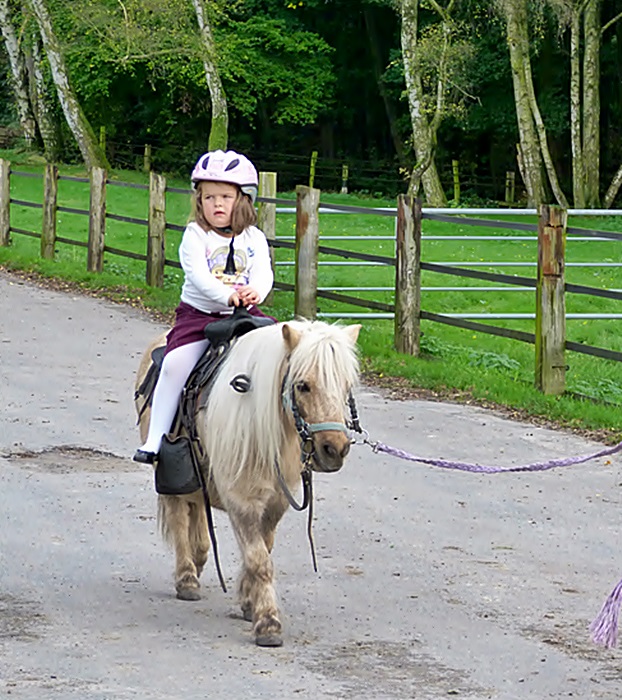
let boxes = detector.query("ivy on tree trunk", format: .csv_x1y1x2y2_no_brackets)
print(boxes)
26,0,109,170
399,0,447,206
582,0,601,207
0,0,37,145
191,0,228,152
26,30,61,161
501,0,546,206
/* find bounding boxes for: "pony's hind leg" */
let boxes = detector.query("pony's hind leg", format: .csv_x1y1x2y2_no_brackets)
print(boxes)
158,494,202,601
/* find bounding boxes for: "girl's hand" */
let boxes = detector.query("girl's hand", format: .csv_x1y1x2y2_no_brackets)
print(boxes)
228,291,241,307
237,286,260,306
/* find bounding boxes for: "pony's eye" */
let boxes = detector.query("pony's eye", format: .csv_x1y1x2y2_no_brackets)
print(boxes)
296,381,310,393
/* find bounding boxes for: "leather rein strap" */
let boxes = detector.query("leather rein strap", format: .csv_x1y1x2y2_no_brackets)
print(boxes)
274,377,361,573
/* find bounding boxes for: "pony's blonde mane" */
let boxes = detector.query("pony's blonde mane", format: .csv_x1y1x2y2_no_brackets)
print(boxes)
201,320,359,484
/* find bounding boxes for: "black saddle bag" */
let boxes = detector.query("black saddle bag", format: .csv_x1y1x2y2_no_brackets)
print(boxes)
155,434,201,495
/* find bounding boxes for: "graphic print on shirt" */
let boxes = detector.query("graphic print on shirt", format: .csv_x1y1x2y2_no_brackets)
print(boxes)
207,245,249,288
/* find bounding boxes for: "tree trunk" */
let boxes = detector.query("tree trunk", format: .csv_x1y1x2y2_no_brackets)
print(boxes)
569,7,586,208
25,29,61,161
523,53,569,208
363,6,407,166
0,0,37,145
190,0,228,151
400,0,446,206
502,0,546,207
603,162,622,208
26,0,109,170
582,0,601,207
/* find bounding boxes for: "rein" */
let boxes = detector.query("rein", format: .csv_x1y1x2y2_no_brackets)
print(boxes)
276,375,358,573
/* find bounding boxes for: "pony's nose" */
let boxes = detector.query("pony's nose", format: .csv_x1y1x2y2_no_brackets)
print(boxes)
320,439,350,462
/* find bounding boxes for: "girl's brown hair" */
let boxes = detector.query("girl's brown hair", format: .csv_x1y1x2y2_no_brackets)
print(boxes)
191,182,257,235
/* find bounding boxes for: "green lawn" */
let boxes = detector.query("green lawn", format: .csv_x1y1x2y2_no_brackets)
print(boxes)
2,148,622,439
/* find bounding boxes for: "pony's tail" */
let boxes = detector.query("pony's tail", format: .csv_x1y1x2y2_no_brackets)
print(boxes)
590,577,622,648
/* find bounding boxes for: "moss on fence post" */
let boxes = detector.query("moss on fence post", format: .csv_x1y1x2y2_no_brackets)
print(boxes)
294,184,320,320
147,171,166,287
535,204,567,394
258,171,277,305
87,166,106,273
41,163,58,259
394,195,421,355
0,159,9,247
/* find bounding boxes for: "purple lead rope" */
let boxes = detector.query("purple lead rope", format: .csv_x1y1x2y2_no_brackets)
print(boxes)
363,437,622,647
590,579,622,649
369,439,622,474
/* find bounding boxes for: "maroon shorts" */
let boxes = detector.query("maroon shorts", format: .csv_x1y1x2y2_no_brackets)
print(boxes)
165,301,276,354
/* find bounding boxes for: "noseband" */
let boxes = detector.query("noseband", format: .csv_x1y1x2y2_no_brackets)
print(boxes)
275,374,360,509
280,373,360,465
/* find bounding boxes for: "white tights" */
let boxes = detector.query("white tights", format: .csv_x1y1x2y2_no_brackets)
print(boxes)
140,339,209,454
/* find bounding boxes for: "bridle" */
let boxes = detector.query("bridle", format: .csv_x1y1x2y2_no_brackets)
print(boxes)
274,373,362,571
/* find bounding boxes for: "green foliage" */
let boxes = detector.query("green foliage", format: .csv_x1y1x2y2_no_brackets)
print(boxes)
3,0,622,201
217,16,335,125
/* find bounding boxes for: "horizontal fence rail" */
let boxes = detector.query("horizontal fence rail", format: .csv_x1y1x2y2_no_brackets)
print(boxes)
1,159,622,396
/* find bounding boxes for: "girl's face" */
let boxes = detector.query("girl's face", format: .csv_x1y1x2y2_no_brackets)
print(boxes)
199,181,238,231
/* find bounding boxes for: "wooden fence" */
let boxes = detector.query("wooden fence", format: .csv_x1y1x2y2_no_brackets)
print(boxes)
2,158,622,396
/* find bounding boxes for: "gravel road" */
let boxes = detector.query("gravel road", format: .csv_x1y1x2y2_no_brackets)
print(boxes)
1,270,621,699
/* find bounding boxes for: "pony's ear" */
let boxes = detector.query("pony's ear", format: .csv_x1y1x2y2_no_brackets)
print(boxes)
345,324,362,344
282,324,302,352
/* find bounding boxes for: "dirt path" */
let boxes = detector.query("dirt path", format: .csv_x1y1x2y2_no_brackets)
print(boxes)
1,271,621,699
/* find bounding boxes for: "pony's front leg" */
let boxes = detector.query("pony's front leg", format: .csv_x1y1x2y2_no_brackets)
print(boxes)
238,500,287,625
228,507,283,647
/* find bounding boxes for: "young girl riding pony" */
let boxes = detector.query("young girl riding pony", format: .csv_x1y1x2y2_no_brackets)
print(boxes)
134,149,274,464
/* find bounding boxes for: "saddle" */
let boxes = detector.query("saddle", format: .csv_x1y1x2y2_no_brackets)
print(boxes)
135,306,276,495
204,305,275,345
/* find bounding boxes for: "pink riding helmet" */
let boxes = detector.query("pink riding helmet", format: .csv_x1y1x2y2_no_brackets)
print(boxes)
191,149,259,203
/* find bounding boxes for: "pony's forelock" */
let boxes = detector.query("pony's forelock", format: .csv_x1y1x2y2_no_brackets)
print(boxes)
286,321,359,398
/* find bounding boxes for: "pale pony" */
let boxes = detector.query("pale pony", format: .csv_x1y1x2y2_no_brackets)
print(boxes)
135,319,361,647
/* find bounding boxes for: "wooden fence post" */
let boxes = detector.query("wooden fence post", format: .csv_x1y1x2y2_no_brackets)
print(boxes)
258,171,277,305
0,159,9,246
294,184,320,320
143,144,152,172
505,171,515,205
309,150,318,188
394,195,421,355
147,171,166,287
535,204,567,394
41,163,58,259
452,160,460,204
340,164,349,194
88,167,106,273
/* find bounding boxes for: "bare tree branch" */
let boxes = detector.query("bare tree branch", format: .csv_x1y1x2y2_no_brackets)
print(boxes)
601,10,622,36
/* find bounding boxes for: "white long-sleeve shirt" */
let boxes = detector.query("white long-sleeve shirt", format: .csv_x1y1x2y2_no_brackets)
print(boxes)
179,222,274,314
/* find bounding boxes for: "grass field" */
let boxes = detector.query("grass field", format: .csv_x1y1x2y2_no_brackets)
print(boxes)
2,147,622,439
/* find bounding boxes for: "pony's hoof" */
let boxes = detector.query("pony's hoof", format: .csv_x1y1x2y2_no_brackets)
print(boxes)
254,616,282,647
177,586,201,601
241,603,253,622
255,632,283,647
176,575,201,601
